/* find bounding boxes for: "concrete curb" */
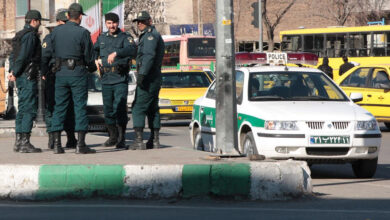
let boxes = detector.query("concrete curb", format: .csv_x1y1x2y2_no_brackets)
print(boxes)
0,161,312,200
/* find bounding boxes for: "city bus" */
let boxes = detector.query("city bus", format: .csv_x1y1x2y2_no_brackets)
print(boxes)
280,25,390,80
162,35,216,70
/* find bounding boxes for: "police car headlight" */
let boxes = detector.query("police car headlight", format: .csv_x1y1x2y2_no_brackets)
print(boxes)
158,98,171,106
356,120,378,130
265,121,298,130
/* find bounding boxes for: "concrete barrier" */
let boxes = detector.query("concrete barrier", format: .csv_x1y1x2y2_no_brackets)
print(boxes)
0,161,312,200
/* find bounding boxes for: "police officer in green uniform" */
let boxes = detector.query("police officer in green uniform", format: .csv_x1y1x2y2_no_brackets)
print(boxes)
8,10,49,153
94,13,136,149
48,3,96,154
41,10,77,152
131,11,165,150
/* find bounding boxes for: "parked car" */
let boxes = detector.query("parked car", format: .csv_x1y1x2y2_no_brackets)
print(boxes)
190,65,381,178
159,70,213,120
86,71,136,131
335,65,390,129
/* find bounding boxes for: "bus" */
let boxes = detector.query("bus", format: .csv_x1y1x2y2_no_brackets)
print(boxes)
280,25,390,80
162,35,216,70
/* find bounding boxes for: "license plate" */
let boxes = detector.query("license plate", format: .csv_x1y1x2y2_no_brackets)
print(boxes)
88,124,106,131
175,106,193,112
310,136,350,144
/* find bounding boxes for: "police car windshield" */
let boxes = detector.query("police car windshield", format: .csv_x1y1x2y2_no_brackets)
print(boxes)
161,72,211,88
248,71,348,101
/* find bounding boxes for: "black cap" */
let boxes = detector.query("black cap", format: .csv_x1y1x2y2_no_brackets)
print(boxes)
56,10,68,22
105,13,119,23
132,11,151,22
25,10,49,21
68,3,86,16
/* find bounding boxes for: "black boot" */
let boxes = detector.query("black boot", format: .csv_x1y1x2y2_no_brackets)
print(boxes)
13,133,22,152
75,131,96,154
146,128,160,149
104,124,118,147
19,133,42,153
65,130,77,149
116,124,128,150
130,128,145,150
52,131,65,154
48,132,54,150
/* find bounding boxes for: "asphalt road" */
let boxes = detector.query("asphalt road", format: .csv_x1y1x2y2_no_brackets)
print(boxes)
1,121,389,220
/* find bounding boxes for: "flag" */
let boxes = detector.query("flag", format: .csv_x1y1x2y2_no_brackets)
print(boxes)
79,0,101,43
102,0,125,32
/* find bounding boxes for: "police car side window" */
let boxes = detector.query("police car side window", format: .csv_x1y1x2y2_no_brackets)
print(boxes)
206,82,216,100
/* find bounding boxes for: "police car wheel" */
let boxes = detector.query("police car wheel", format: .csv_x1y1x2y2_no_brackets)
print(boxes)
352,157,378,178
193,127,204,151
243,131,256,157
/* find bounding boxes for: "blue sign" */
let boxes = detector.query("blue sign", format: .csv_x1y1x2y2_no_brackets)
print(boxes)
170,23,215,36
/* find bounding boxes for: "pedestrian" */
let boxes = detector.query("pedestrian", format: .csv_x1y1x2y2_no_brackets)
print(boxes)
48,3,97,154
318,57,333,79
8,10,49,153
41,9,77,153
339,56,355,76
131,11,165,150
93,12,137,149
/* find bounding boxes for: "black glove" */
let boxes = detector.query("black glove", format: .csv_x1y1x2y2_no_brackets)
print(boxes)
137,74,145,89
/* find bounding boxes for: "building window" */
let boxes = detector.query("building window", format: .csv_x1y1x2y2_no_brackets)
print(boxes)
16,0,29,17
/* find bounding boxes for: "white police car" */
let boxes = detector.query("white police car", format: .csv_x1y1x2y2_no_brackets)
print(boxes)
189,64,381,178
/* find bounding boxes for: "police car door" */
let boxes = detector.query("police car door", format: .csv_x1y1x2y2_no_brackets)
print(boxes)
199,81,216,152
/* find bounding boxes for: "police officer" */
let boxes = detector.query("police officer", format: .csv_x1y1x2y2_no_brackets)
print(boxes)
48,3,96,154
41,9,77,153
339,56,355,76
8,10,49,153
131,11,165,150
318,57,333,79
93,13,136,149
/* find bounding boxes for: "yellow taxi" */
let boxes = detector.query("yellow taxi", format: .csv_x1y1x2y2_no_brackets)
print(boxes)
335,64,390,128
159,70,212,120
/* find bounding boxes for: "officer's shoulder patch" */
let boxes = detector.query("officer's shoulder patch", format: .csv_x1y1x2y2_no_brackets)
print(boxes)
128,37,134,43
147,36,154,41
42,42,47,48
148,28,152,33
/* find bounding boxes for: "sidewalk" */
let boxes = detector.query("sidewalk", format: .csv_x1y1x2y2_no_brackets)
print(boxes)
0,124,312,201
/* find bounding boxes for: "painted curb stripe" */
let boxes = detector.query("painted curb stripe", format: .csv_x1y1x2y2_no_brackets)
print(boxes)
0,165,40,200
37,165,125,200
182,164,211,198
210,164,250,197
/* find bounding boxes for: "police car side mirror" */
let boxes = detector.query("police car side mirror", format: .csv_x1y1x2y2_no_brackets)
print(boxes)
350,92,363,103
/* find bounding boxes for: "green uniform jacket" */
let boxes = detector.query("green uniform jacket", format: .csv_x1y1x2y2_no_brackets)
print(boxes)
9,24,41,77
50,21,95,77
94,29,137,85
136,25,165,86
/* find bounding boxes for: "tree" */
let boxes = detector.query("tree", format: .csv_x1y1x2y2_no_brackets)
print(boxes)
262,0,297,51
306,0,361,26
355,0,390,25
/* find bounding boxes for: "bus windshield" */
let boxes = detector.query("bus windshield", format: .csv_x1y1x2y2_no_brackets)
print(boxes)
187,38,216,57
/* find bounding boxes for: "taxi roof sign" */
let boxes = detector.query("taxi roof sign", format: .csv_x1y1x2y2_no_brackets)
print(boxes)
266,52,287,65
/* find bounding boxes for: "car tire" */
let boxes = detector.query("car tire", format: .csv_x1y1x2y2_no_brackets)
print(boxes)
352,157,378,178
193,127,204,151
242,131,258,157
385,123,390,129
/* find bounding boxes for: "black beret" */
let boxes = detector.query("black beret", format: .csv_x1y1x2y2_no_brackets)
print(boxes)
105,13,119,23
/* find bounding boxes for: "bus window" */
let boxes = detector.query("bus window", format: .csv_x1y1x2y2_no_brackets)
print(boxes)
282,35,301,51
372,32,387,56
326,34,347,58
163,40,180,66
303,35,314,51
347,33,369,57
188,38,216,57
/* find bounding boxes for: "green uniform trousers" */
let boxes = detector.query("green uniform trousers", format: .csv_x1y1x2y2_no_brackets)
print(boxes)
102,82,128,125
15,76,37,133
45,74,75,133
132,84,160,129
50,75,88,132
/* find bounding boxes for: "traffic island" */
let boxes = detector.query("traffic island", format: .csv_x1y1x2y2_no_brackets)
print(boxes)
0,161,312,200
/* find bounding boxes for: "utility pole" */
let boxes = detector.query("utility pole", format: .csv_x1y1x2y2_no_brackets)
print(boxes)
258,0,263,52
215,0,238,155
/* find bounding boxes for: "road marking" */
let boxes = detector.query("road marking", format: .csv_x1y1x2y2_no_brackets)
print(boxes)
1,204,390,214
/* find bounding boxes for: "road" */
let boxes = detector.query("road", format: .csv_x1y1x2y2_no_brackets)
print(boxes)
1,121,389,220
